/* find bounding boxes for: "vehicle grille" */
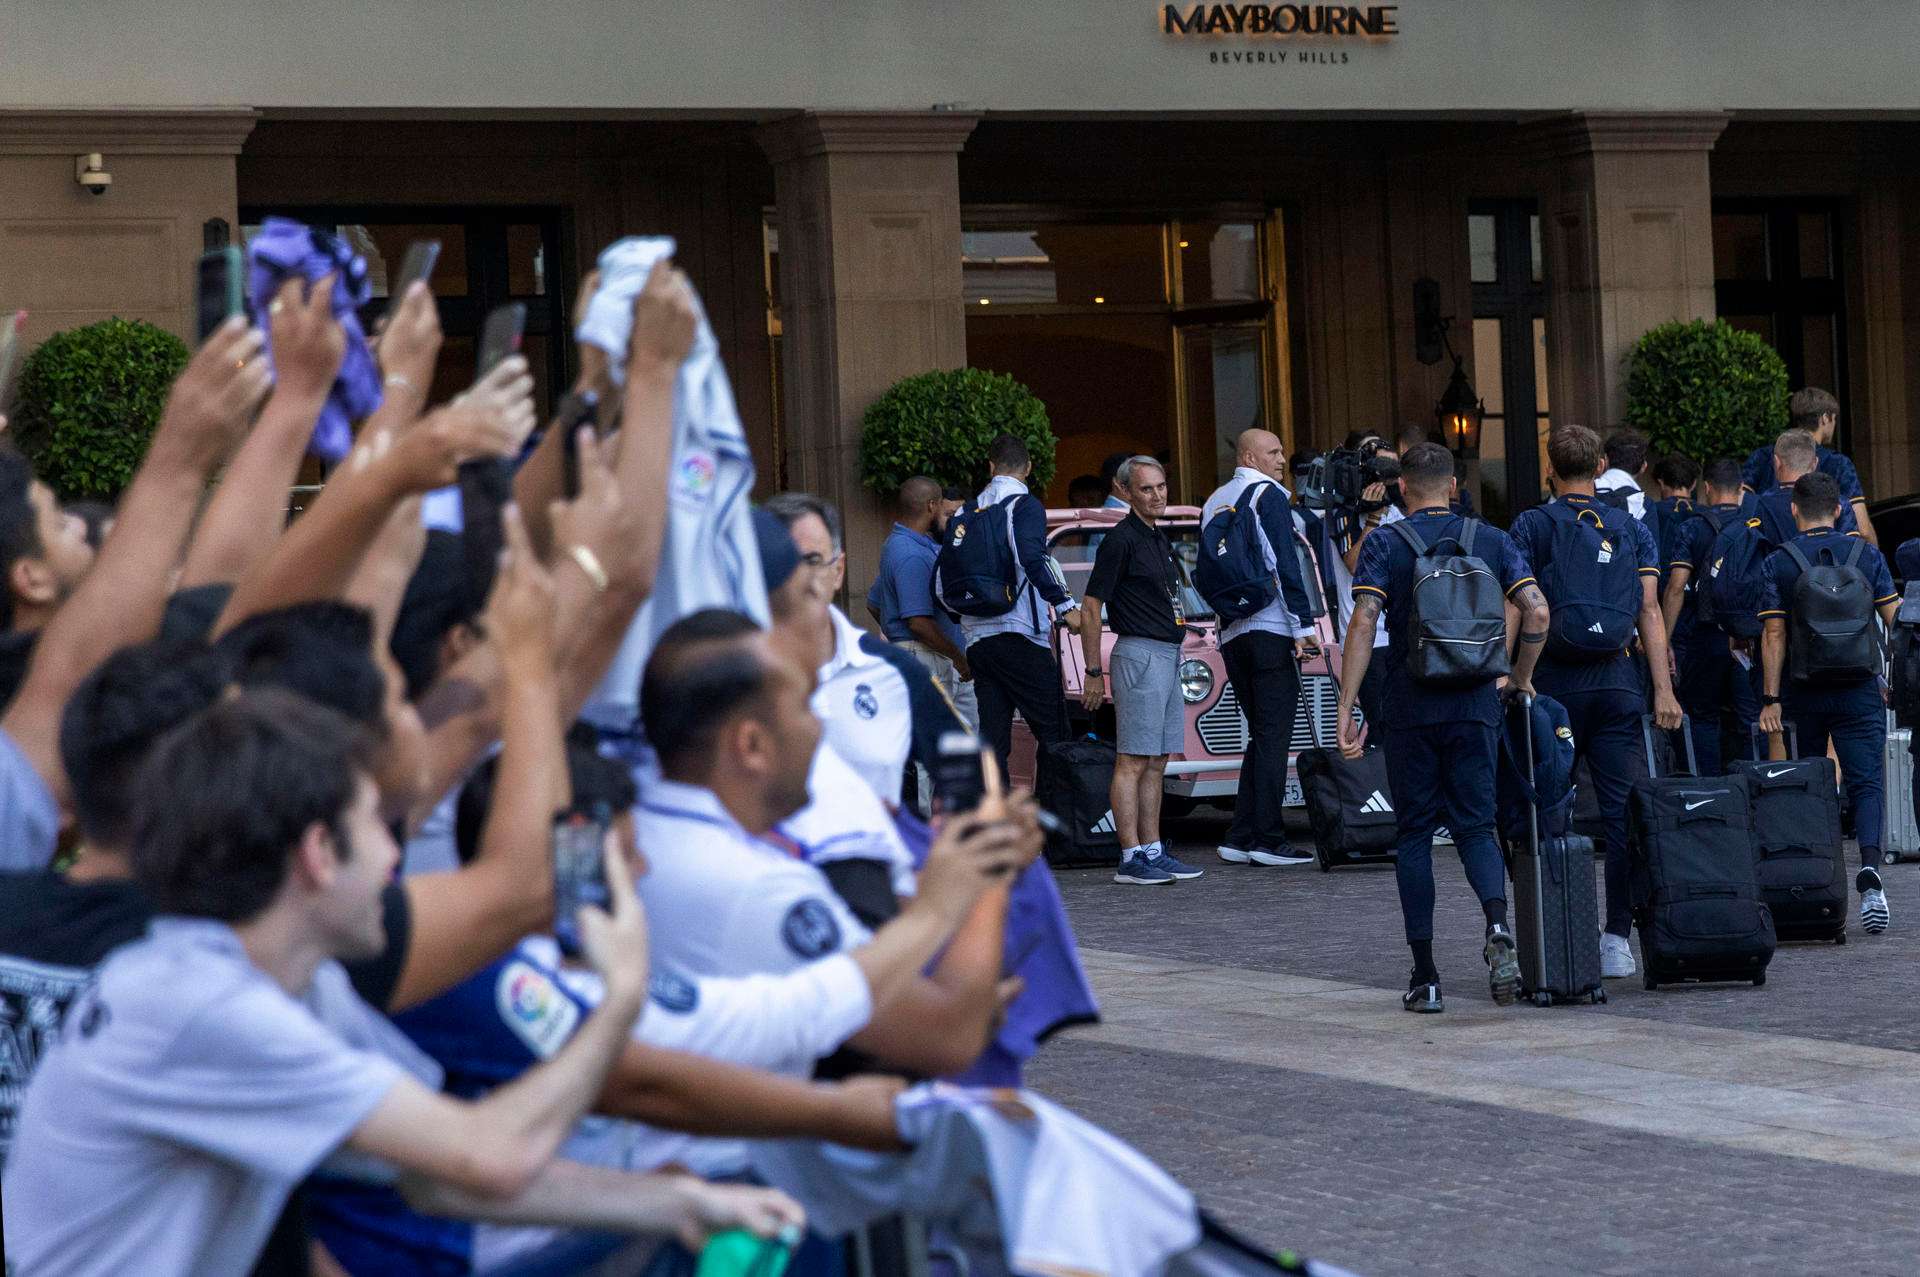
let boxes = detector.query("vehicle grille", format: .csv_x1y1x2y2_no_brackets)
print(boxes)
1196,676,1356,755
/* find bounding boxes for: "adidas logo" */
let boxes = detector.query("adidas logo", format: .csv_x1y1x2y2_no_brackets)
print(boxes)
1587,621,1605,633
1360,790,1393,814
1092,811,1116,835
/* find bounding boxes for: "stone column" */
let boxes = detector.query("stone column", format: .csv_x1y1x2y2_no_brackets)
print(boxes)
755,111,978,618
1531,112,1730,433
0,110,258,348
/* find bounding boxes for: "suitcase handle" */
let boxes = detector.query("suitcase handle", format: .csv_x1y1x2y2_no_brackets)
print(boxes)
1641,711,1697,778
1749,721,1799,762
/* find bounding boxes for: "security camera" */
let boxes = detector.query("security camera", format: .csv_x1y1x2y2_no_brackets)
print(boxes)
75,153,112,196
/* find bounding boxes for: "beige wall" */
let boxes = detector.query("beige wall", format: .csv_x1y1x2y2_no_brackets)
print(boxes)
9,1,1920,114
0,111,256,350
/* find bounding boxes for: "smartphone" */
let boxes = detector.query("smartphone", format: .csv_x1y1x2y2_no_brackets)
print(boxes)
929,730,987,816
0,311,26,412
456,456,514,613
476,301,527,378
391,239,441,298
195,246,246,342
552,804,613,959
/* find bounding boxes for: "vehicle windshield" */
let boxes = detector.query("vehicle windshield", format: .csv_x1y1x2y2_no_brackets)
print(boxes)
1048,521,1215,622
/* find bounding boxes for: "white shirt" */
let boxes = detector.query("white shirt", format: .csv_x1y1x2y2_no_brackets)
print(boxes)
1330,504,1403,649
952,474,1076,650
813,605,914,807
1597,468,1647,519
1200,467,1319,646
781,742,918,900
2,919,410,1277
633,778,874,983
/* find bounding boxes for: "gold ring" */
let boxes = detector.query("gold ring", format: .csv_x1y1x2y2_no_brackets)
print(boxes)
268,299,285,316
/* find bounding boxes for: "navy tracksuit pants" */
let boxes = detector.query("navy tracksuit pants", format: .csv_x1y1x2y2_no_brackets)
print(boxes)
1382,721,1507,944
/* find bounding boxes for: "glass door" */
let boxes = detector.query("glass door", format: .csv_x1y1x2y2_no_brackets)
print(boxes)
1713,200,1848,447
1468,200,1551,525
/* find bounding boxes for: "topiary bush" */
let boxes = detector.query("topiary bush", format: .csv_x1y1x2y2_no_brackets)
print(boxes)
858,368,1056,497
11,318,190,499
1623,319,1789,463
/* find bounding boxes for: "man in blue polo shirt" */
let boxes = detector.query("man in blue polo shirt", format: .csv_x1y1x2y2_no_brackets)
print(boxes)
1758,471,1901,936
1338,443,1547,1014
1511,424,1683,983
867,476,976,743
1743,387,1878,546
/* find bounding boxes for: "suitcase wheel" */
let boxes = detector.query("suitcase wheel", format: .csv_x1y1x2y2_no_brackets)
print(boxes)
1316,853,1332,873
1643,975,1658,991
1590,989,1607,1005
1752,972,1767,987
1532,991,1553,1008
1835,932,1848,946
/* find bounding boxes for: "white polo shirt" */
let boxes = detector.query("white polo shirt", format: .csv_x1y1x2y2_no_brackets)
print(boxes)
813,605,915,807
633,778,873,982
2,919,415,1277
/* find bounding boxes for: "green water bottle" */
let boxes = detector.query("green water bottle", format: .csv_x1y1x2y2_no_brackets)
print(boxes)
694,1224,801,1277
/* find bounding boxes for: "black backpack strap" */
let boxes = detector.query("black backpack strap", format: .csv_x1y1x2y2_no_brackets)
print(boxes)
1387,519,1427,557
1459,518,1480,557
1782,541,1814,578
1843,538,1867,571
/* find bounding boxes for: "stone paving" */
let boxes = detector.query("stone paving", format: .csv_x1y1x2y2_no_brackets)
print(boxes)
1020,810,1920,1275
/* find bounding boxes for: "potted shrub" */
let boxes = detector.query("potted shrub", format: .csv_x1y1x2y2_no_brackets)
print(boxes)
858,368,1057,497
1622,319,1789,462
10,318,190,499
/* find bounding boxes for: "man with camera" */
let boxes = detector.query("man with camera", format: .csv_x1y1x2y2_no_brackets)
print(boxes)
1337,444,1547,1013
1199,429,1322,868
1321,433,1403,729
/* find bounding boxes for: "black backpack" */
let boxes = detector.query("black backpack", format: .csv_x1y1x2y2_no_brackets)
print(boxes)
1784,540,1879,685
1194,483,1278,621
1389,519,1510,687
1891,583,1920,728
1537,502,1641,662
934,495,1024,618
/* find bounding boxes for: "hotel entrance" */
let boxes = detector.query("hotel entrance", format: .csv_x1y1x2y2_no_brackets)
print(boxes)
959,211,1297,505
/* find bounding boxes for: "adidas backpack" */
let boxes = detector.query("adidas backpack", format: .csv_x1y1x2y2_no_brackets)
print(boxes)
934,494,1025,618
1537,502,1640,662
1702,516,1776,639
1784,540,1879,685
1194,483,1279,621
1389,519,1510,686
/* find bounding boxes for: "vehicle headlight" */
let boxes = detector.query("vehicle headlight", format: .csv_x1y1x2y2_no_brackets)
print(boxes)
1179,659,1213,704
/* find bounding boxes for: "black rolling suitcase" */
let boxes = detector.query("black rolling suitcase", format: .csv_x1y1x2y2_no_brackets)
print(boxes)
1039,625,1121,868
1295,656,1396,871
1730,725,1847,944
1507,694,1605,1006
1629,717,1775,990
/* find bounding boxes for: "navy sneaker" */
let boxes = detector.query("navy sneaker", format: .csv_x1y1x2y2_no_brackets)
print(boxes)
1114,850,1174,885
1146,844,1205,880
1484,923,1521,1006
1403,973,1443,1013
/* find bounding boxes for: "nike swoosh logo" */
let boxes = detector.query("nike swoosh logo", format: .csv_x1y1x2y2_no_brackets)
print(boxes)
1685,799,1714,810
1765,767,1794,778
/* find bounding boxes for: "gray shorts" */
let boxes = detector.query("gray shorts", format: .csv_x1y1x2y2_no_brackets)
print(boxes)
1111,636,1184,757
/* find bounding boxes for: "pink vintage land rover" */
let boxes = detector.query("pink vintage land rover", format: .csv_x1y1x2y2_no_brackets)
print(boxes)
1007,504,1343,817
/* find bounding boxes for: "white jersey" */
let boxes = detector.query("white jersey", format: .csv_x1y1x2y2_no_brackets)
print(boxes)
812,605,915,806
780,742,918,900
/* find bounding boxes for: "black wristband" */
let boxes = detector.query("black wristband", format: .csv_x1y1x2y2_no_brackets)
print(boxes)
1086,667,1104,677
1762,694,1781,706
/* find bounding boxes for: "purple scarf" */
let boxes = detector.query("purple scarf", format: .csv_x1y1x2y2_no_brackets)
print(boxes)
246,217,383,461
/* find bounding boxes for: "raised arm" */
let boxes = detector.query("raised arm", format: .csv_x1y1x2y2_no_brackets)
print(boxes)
514,269,605,560
2,319,268,805
348,836,648,1198
388,507,563,1011
178,275,348,589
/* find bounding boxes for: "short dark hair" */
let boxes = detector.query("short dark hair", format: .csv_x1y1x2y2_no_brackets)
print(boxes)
764,492,844,552
1651,453,1700,492
1098,451,1130,485
212,602,388,736
1789,387,1839,431
131,689,375,923
1791,471,1842,520
641,609,772,778
455,723,636,866
896,476,944,518
989,434,1033,474
1702,457,1745,494
1066,474,1106,506
389,531,480,699
1399,442,1455,492
0,446,41,632
1394,425,1434,454
1603,429,1650,477
62,639,225,850
1547,425,1605,482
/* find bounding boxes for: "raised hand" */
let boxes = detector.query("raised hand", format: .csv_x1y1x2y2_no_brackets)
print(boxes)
914,814,1029,928
573,820,649,1002
265,274,345,401
548,429,644,595
627,259,698,381
485,504,558,671
377,281,443,399
153,317,272,473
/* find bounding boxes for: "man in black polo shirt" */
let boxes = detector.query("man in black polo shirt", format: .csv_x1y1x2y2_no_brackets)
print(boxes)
1081,455,1205,886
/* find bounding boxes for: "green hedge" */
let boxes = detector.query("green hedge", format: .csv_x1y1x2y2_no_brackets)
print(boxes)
11,318,190,500
858,368,1056,496
1622,319,1789,463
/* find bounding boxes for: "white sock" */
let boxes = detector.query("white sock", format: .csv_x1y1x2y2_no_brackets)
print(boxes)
1145,841,1164,857
1122,844,1148,861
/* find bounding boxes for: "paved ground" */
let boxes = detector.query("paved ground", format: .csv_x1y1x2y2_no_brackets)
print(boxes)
1022,807,1920,1276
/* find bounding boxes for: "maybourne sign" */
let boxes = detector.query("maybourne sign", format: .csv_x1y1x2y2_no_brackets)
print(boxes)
1161,4,1399,38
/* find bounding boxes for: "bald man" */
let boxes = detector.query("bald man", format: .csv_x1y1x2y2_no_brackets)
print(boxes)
867,476,978,768
1201,430,1321,866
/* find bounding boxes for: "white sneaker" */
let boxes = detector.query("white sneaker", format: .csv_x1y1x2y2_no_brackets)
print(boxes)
1217,845,1251,864
1599,932,1636,979
1859,868,1890,934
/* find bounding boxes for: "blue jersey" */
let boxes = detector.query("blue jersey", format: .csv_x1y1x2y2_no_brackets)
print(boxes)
1510,494,1661,698
1754,483,1856,547
1758,528,1897,713
1351,506,1535,729
1744,444,1864,504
